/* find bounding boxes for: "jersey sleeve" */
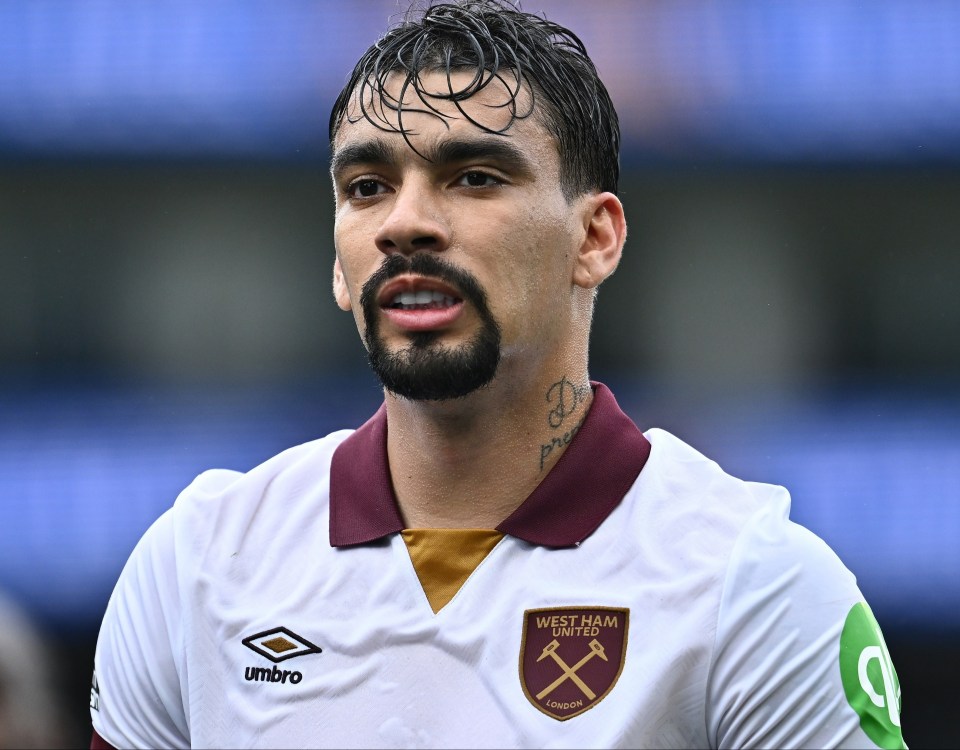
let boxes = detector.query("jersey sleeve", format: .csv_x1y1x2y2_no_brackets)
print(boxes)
91,508,190,749
705,495,907,749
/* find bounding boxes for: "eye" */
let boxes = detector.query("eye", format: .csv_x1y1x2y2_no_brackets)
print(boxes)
346,179,388,199
456,171,501,188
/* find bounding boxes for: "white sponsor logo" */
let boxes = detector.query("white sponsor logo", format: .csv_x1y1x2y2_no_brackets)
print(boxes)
858,645,901,728
90,671,100,711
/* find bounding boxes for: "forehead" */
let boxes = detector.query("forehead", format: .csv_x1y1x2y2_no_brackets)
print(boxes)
332,69,555,160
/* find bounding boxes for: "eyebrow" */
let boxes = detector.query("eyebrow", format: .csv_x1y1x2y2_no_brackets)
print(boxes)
330,139,395,180
330,135,536,180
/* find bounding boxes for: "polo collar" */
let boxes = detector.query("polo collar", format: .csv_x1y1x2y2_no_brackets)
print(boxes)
329,382,651,548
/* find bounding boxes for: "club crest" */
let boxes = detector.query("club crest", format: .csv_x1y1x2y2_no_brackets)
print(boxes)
519,606,629,721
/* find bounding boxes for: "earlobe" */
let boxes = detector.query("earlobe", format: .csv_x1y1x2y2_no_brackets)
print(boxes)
333,257,353,312
572,193,626,290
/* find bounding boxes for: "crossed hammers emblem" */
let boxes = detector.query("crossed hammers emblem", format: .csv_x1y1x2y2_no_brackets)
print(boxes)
535,638,608,700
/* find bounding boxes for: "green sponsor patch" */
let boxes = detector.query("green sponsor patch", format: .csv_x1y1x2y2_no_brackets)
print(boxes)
839,602,905,749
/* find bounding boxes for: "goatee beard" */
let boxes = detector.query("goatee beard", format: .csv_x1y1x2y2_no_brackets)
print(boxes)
359,254,502,401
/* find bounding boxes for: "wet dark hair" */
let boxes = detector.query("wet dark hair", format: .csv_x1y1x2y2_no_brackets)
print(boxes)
329,0,620,198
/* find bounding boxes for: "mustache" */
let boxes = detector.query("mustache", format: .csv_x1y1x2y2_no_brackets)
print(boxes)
359,253,492,315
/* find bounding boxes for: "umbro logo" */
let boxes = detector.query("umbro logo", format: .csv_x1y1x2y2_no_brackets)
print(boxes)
242,627,322,663
242,626,322,685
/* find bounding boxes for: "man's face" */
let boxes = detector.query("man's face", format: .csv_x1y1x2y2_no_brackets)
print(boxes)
330,70,586,400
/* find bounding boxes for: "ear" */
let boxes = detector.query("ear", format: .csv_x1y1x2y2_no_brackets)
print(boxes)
333,256,352,312
572,192,626,290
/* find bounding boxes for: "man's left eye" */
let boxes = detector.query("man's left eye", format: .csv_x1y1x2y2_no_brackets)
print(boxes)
458,172,499,188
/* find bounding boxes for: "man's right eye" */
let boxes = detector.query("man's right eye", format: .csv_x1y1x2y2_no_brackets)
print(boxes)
348,179,386,198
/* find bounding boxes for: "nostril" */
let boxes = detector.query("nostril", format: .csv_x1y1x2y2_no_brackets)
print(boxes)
378,234,441,256
373,203,449,254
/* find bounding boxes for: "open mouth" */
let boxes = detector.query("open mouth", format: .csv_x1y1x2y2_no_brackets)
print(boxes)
387,289,459,310
378,276,464,309
375,276,466,332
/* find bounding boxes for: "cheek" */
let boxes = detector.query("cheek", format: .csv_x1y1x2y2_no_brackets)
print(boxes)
333,220,374,299
484,216,576,335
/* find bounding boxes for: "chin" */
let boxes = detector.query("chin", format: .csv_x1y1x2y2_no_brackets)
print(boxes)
367,329,501,402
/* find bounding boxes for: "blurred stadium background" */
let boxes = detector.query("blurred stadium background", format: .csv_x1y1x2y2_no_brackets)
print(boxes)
0,0,958,746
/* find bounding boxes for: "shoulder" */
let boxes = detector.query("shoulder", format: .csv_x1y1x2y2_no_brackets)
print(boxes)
170,429,354,531
642,427,787,510
639,427,857,605
102,427,358,612
651,431,899,748
109,429,358,588
92,429,357,748
632,428,792,566
177,429,355,508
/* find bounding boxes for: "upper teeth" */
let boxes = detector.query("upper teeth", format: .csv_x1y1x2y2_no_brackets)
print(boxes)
391,290,456,307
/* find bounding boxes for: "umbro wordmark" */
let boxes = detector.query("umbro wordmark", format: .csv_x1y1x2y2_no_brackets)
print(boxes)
244,664,303,684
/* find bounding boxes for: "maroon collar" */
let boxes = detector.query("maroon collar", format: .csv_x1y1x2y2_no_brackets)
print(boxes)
329,382,651,548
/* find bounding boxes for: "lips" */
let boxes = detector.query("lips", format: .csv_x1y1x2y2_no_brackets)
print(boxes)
377,275,465,331
378,276,463,308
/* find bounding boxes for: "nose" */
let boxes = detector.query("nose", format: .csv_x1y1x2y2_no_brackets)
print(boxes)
374,182,450,256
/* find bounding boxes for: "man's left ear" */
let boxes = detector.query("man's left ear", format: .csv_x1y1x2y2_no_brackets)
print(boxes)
572,192,626,289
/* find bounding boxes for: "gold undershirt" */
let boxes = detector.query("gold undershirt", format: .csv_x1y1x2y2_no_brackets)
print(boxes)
400,528,505,613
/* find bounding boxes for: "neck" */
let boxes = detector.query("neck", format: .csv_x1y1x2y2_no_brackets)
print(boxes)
384,368,593,529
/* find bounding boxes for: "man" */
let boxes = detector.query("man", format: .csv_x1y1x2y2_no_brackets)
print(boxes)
91,1,906,748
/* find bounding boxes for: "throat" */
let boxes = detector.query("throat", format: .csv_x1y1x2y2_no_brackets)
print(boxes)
386,409,541,529
383,377,592,530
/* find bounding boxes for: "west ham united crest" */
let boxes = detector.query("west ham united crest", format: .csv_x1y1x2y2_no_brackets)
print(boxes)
520,607,629,721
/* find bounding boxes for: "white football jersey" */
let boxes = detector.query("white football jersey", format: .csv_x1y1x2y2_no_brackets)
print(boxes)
91,384,905,749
